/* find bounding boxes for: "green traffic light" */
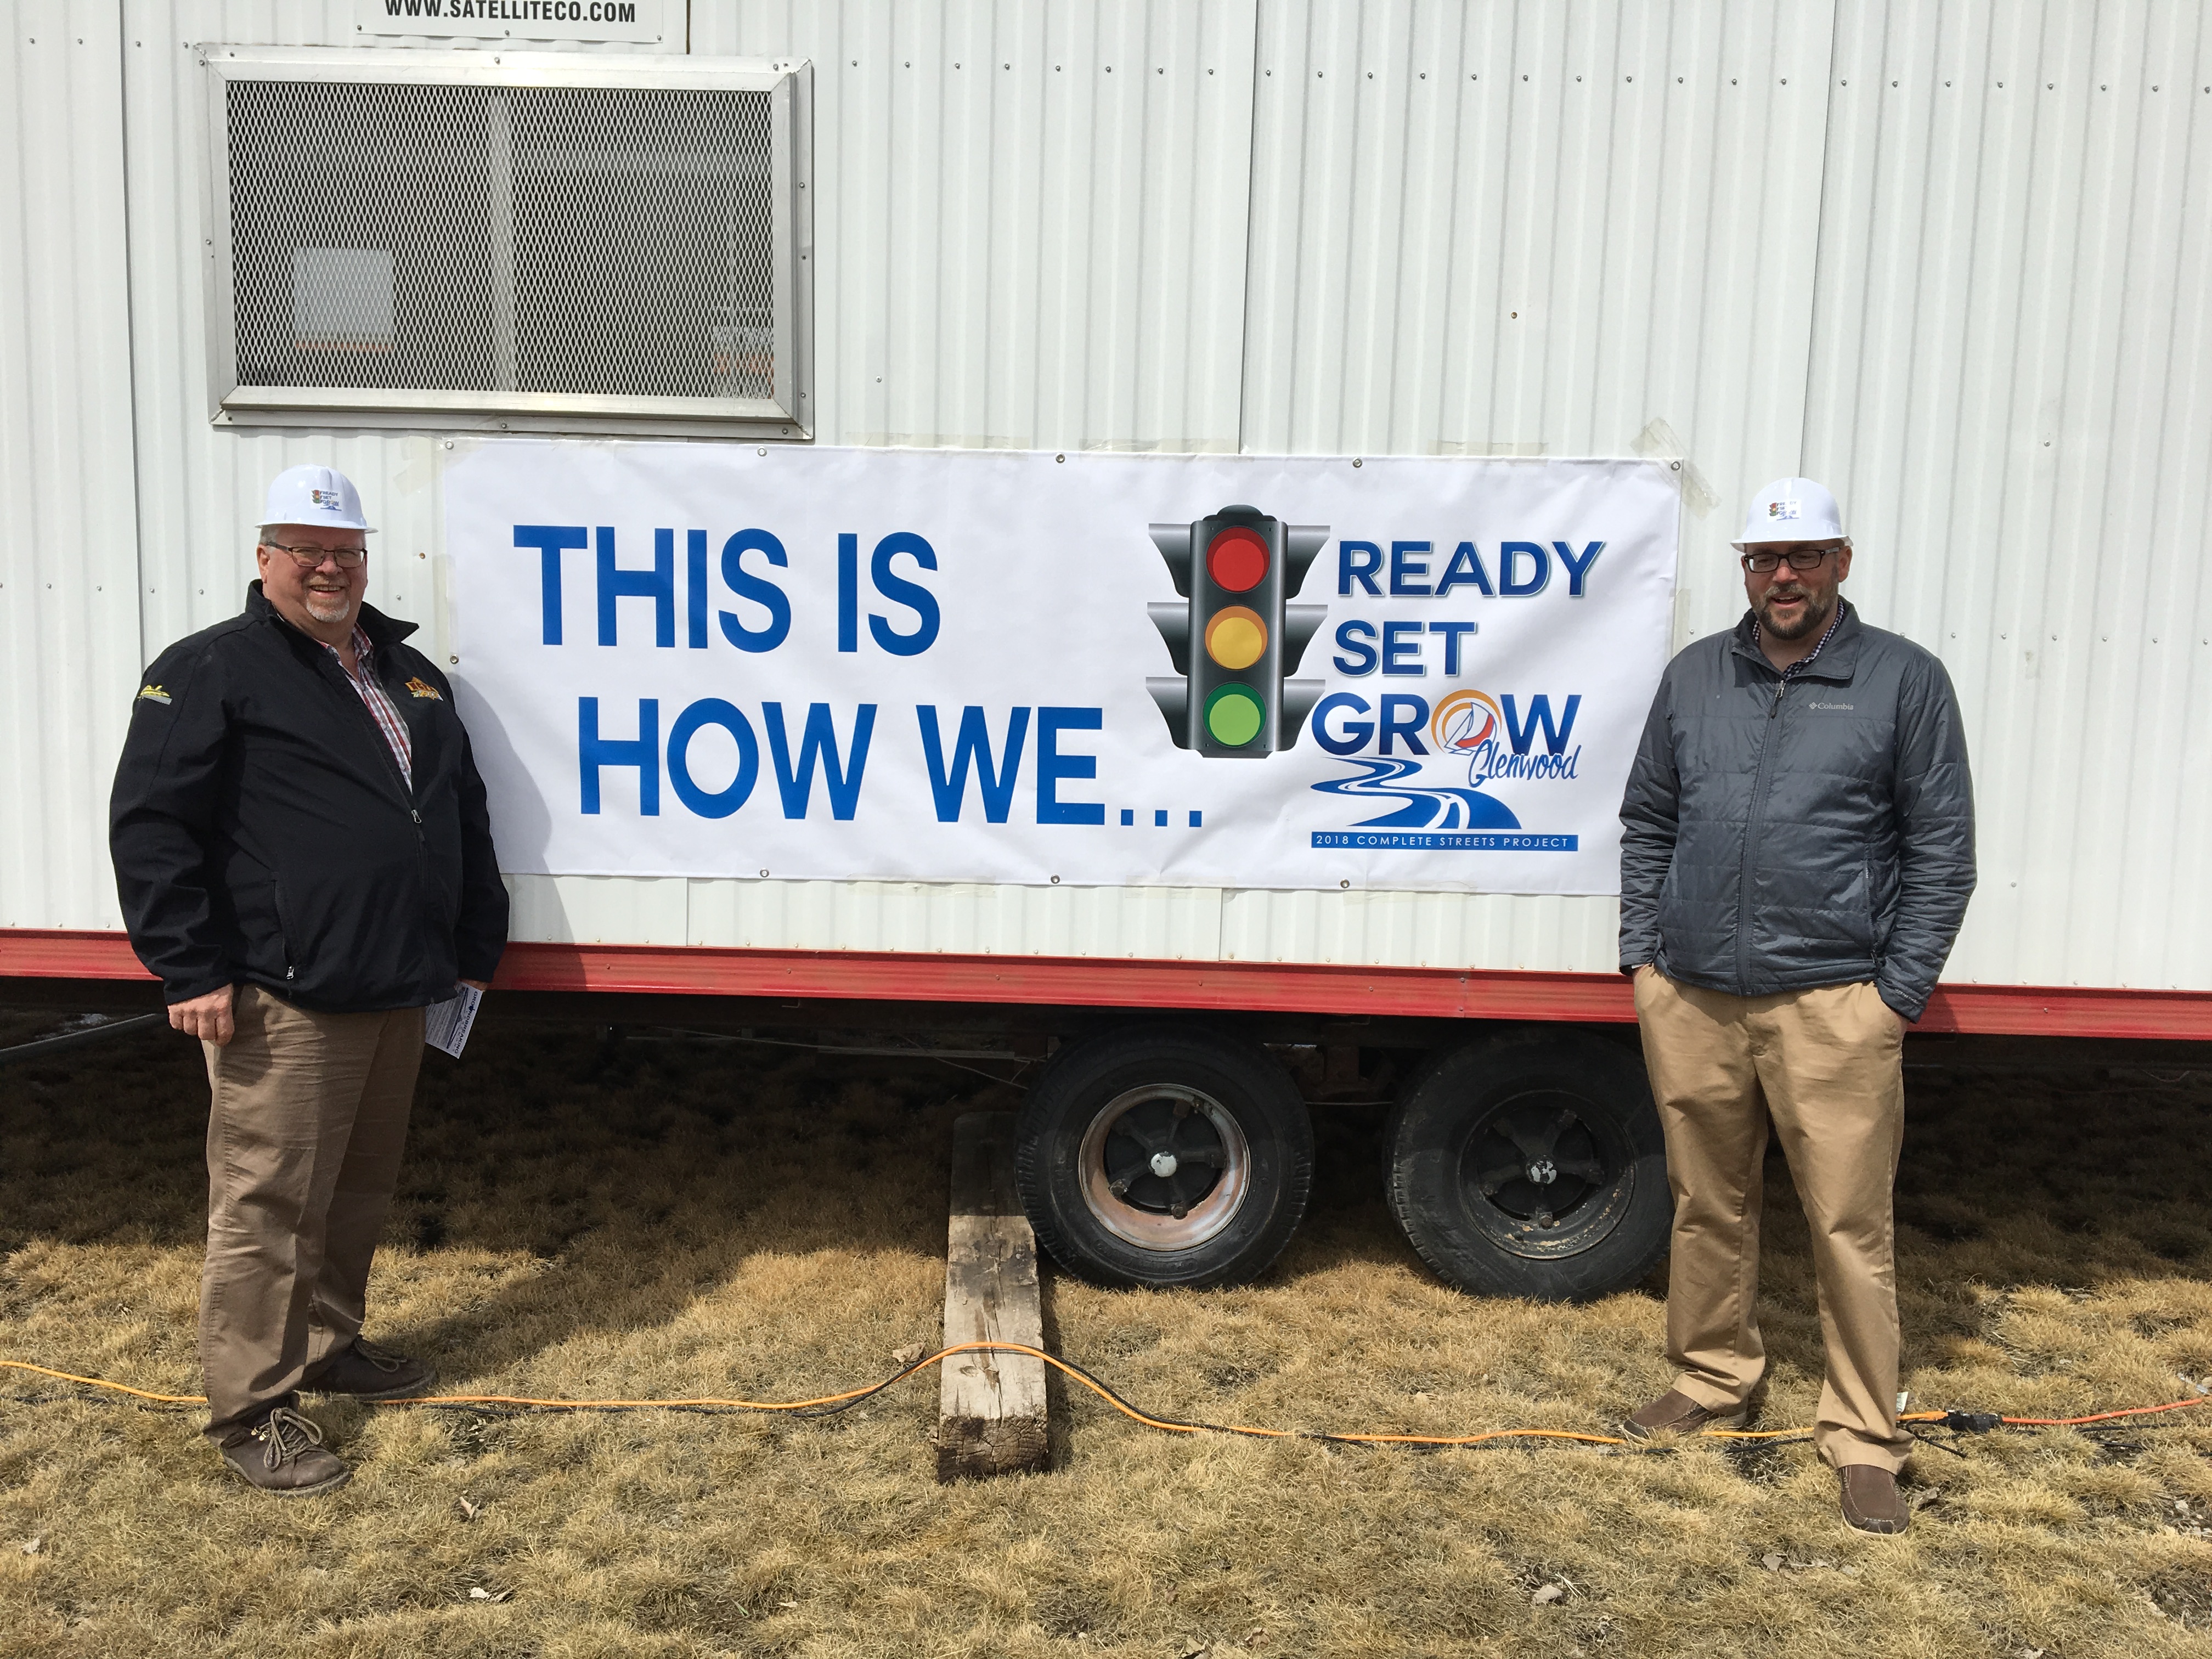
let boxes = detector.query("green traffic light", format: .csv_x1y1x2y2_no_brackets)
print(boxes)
1204,683,1266,747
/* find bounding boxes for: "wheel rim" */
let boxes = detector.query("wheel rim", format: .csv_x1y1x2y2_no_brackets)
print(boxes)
1077,1084,1252,1251
1453,1087,1639,1260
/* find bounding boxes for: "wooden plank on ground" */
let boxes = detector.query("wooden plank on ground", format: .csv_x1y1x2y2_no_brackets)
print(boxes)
938,1110,1049,1481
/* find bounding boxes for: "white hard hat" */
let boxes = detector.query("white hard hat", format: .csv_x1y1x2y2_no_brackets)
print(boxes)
1732,476,1845,548
261,464,373,534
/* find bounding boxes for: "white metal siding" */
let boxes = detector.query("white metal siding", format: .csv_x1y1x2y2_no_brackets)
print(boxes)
500,871,1613,973
1804,0,2212,992
4,1,2206,991
685,876,1231,960
0,9,141,932
692,0,1261,454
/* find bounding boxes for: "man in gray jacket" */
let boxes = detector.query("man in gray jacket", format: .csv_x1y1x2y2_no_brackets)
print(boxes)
1617,477,1974,1536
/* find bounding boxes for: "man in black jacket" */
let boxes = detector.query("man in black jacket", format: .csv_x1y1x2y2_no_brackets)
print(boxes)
1617,477,1974,1536
111,464,507,1496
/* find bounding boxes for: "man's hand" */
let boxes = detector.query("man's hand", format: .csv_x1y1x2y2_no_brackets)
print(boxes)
460,979,490,992
170,985,236,1046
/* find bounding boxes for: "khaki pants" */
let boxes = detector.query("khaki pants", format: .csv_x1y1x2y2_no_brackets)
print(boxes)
199,984,424,1442
1633,968,1909,1471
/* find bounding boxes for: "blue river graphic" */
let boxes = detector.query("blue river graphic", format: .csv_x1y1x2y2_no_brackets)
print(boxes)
1309,758,1523,830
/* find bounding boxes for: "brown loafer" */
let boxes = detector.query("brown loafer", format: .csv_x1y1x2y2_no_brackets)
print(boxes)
219,1405,351,1497
301,1336,437,1402
1620,1388,1750,1440
1839,1465,1910,1534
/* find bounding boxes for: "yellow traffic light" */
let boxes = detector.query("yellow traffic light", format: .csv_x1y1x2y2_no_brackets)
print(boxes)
1204,605,1268,671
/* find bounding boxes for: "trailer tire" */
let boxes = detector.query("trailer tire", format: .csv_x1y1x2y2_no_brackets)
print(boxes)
1385,1031,1669,1301
1015,1025,1314,1290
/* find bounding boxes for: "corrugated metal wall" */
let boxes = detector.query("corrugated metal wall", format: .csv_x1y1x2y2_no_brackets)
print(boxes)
0,6,142,932
2,1,2205,991
693,1,1260,453
1804,0,2212,991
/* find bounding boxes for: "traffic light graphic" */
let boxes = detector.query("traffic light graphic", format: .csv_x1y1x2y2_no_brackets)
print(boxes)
1145,507,1329,757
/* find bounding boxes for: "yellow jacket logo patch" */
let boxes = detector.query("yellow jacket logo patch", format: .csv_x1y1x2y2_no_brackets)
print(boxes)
136,684,171,705
404,676,443,701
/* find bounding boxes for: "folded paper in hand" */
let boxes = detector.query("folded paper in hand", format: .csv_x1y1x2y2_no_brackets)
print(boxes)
424,983,482,1058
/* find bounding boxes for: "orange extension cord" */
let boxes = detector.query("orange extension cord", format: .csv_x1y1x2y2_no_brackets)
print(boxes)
3,1346,2205,1449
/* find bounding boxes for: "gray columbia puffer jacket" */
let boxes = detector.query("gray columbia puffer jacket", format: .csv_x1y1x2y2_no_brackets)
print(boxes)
1618,601,1975,1021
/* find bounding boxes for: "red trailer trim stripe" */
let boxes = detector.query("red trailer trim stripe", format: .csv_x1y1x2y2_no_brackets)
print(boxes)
3,929,2207,1041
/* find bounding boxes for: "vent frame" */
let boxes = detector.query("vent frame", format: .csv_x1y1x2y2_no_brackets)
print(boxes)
198,47,812,439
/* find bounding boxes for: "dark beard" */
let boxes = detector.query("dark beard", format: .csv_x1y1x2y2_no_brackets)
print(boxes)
1759,592,1835,640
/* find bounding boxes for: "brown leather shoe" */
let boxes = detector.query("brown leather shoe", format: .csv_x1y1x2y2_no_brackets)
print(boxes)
302,1336,437,1402
219,1406,351,1497
1839,1465,1910,1534
1620,1388,1750,1440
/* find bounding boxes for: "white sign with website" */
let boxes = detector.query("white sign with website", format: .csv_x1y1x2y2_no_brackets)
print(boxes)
353,0,671,46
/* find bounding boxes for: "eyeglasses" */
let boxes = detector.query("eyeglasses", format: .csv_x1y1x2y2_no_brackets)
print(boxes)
263,540,368,569
1740,546,1839,573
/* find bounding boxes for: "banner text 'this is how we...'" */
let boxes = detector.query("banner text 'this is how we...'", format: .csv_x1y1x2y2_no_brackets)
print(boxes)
511,524,1107,827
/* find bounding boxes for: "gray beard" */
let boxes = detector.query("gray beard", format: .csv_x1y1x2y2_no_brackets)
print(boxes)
303,590,352,625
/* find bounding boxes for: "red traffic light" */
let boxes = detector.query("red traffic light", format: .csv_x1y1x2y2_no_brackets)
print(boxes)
1206,526,1270,593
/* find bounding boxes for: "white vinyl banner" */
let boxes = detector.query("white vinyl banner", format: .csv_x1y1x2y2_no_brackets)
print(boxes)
444,443,1679,894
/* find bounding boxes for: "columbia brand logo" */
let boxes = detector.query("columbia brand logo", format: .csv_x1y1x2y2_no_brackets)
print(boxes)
1809,702,1854,710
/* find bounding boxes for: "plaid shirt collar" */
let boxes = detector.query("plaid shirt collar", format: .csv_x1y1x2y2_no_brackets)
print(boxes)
323,624,414,788
324,624,382,684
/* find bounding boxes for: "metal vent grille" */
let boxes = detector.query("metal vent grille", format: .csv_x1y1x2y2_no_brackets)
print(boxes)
211,58,803,429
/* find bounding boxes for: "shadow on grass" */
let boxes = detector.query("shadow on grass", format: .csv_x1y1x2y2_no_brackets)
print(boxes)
4,1007,2209,1403
1,1016,992,1384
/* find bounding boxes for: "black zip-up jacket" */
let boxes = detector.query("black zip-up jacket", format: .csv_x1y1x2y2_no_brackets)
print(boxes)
1617,601,1975,1022
110,584,508,1012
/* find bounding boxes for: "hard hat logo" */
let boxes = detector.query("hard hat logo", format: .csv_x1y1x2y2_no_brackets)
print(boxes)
1767,500,1799,521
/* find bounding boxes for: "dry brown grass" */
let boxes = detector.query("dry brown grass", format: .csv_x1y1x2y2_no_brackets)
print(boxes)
2,1006,2210,1658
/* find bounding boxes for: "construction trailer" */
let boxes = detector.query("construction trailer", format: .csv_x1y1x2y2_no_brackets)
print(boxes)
3,1,2207,1300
